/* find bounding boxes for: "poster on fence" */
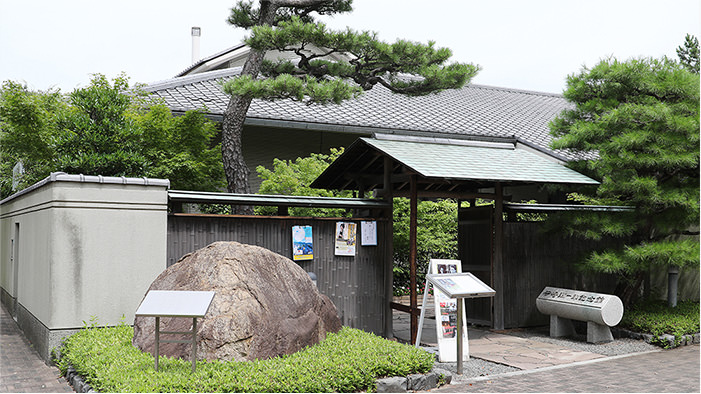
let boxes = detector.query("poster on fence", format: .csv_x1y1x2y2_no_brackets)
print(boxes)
334,222,356,256
292,225,313,261
361,221,377,246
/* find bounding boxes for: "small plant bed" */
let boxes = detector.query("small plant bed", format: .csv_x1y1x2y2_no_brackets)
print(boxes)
55,325,434,393
619,299,700,348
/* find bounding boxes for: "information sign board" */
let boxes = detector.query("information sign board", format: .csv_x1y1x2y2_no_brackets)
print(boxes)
135,290,215,372
135,290,215,318
427,273,496,299
416,260,496,374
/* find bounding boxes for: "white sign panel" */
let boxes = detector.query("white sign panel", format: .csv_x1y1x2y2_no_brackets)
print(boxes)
360,221,377,246
427,272,496,299
135,290,215,318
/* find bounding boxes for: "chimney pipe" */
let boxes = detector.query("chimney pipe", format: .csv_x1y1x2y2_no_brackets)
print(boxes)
191,27,201,64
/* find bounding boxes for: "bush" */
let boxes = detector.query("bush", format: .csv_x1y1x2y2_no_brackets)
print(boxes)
55,325,434,393
619,299,700,347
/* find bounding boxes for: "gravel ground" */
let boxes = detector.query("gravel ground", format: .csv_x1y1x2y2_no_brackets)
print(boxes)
421,326,659,380
501,326,659,356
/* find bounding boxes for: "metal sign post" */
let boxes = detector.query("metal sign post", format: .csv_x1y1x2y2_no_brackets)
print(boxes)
135,290,215,373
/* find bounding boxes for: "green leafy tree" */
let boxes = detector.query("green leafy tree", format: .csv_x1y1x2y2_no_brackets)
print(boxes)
54,74,148,176
255,147,352,216
0,74,225,199
0,81,65,194
677,34,700,74
221,0,479,212
549,56,700,306
392,198,458,295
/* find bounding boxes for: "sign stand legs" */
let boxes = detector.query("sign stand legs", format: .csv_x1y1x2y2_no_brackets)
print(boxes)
155,317,160,371
153,316,200,373
457,300,464,375
415,278,431,348
191,318,197,373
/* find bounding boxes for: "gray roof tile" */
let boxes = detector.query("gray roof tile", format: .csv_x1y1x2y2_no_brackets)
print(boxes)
143,68,590,161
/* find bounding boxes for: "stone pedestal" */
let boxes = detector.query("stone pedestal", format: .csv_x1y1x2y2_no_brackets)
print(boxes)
550,315,575,337
587,321,614,343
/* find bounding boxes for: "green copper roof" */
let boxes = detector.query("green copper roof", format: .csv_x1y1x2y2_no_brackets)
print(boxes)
362,138,598,185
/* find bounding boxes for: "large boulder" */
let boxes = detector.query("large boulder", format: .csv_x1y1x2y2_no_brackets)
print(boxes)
132,241,341,362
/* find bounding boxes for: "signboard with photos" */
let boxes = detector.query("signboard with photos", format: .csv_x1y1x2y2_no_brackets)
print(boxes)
429,259,469,362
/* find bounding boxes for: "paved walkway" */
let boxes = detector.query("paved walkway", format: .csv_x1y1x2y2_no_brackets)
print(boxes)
394,295,700,392
393,295,607,368
0,304,73,393
430,344,700,393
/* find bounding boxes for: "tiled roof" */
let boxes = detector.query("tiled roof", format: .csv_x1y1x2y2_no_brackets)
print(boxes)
143,67,589,161
362,138,598,185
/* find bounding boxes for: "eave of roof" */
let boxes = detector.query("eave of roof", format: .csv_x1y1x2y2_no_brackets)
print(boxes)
311,137,598,193
175,44,247,77
168,189,390,209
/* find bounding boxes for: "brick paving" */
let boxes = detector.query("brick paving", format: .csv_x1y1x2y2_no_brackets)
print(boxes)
0,304,73,393
431,344,700,393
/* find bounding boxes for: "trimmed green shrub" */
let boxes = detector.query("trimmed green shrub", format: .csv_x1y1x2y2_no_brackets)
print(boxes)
620,299,700,348
55,325,434,393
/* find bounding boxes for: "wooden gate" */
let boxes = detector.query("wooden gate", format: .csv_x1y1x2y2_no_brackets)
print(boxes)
458,206,493,326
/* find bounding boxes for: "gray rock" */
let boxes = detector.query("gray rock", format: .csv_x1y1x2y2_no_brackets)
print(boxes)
425,372,439,389
376,376,407,393
693,333,700,344
407,373,438,391
642,333,654,343
73,379,84,393
431,367,453,385
661,334,676,348
407,374,425,390
132,241,342,362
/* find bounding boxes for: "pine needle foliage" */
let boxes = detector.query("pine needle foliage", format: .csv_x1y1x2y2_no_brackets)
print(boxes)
548,56,700,305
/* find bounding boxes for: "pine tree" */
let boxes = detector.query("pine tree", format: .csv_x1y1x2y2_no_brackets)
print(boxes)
549,56,700,306
221,0,479,212
677,34,700,74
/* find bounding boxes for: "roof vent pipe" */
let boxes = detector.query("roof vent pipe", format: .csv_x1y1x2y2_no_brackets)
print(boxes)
191,27,201,64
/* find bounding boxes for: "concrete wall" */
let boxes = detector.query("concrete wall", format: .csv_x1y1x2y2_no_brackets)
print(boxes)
0,173,169,360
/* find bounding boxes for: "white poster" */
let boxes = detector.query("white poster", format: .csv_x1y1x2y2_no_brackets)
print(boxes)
334,222,357,256
361,221,377,246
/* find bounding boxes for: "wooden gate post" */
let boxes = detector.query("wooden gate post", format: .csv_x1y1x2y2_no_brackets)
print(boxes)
410,174,418,344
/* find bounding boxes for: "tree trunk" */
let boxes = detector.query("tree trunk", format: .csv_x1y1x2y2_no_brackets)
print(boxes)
221,2,279,214
616,271,645,308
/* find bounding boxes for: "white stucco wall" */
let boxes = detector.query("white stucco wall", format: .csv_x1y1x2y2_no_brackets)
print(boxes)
0,173,169,329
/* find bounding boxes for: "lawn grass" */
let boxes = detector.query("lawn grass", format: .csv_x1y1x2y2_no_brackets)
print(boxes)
619,299,700,347
54,325,435,393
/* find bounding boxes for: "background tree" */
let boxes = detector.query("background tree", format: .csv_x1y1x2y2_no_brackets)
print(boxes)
222,0,479,211
549,56,700,307
0,74,225,198
676,34,699,74
255,147,352,217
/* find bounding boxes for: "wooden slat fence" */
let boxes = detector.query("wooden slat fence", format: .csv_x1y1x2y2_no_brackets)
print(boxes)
167,214,390,335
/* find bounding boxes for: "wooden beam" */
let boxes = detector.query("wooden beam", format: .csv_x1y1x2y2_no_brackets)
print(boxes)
493,182,505,330
384,156,394,338
393,190,497,200
390,302,422,316
409,174,418,344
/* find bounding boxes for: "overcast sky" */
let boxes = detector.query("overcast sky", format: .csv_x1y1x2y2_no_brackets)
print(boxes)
1,0,699,94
